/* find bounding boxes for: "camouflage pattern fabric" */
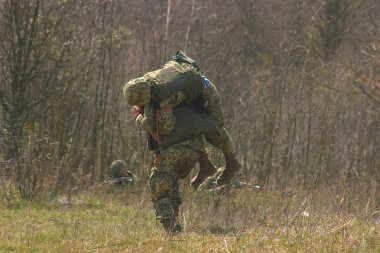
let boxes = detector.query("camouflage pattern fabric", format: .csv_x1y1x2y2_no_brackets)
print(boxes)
123,59,237,226
123,77,151,106
150,138,203,220
163,59,197,72
154,79,235,156
123,62,234,156
159,90,187,108
197,80,234,155
130,85,206,221
204,128,234,156
135,104,176,136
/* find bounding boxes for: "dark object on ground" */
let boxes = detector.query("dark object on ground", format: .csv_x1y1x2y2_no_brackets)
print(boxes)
216,154,241,186
198,167,260,192
103,176,134,185
108,160,136,185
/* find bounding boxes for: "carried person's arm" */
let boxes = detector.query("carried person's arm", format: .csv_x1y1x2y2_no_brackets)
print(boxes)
133,106,151,132
202,80,224,128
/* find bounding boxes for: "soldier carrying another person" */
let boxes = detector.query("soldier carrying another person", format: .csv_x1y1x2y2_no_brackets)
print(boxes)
124,51,241,187
123,51,241,233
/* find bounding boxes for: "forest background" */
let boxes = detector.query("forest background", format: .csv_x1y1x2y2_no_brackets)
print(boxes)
0,0,379,251
1,0,378,201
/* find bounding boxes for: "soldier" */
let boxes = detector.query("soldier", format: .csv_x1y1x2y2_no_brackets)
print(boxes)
123,51,241,233
109,160,128,179
127,89,212,234
108,160,135,185
124,51,241,188
130,95,217,189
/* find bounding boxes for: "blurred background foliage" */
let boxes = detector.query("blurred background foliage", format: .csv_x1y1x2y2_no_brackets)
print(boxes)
0,0,378,204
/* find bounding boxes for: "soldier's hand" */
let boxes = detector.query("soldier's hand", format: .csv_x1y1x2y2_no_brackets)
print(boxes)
132,106,143,119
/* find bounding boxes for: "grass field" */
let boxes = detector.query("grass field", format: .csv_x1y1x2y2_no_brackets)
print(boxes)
0,182,379,253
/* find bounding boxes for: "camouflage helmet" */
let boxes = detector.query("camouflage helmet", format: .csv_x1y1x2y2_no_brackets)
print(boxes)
123,77,151,106
109,159,127,178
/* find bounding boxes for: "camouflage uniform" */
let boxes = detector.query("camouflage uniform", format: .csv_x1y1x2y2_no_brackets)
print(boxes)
145,61,239,186
124,60,240,187
135,104,176,136
157,83,235,156
123,56,240,233
146,60,235,156
148,138,204,224
126,85,205,233
123,61,234,157
130,79,225,189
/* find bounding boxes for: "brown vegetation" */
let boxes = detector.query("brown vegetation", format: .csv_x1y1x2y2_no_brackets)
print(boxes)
0,0,378,250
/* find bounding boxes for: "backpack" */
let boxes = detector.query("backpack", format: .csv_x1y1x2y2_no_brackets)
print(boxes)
144,51,204,106
146,104,220,151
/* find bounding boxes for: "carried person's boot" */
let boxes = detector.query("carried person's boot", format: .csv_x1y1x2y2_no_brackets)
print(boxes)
190,152,217,189
216,154,241,186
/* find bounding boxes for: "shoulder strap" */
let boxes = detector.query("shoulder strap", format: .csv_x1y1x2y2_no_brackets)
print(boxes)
172,50,200,70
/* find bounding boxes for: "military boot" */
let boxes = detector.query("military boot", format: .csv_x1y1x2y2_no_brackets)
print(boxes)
161,219,181,234
171,205,182,234
216,154,241,186
161,205,182,234
190,152,217,189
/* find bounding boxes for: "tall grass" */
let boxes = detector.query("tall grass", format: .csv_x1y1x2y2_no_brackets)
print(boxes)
0,180,378,252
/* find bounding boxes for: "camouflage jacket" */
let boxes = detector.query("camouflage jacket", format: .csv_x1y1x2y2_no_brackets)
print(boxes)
135,92,206,152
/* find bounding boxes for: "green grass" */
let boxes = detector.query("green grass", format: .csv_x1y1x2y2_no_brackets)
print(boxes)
0,183,379,252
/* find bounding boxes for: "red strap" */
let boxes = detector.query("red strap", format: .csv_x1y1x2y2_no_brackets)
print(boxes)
150,131,159,141
153,154,161,167
161,107,172,113
149,109,166,142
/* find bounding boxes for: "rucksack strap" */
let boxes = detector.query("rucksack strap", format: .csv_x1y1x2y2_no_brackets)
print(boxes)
172,50,200,70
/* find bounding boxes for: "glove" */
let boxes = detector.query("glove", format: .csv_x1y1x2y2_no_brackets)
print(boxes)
132,106,143,119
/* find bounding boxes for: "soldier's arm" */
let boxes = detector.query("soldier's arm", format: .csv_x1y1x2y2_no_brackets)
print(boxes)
134,104,154,133
202,81,225,127
157,108,176,135
135,105,176,136
159,90,187,108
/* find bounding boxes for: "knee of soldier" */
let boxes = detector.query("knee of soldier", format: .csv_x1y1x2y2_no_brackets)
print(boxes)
149,170,176,199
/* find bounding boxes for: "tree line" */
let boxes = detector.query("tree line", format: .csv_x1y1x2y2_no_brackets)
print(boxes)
0,0,378,206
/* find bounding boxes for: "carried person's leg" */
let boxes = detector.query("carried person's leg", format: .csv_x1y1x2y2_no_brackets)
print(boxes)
204,128,241,186
190,152,217,189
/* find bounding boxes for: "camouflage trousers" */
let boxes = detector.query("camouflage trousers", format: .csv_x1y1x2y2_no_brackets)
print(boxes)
150,145,201,221
205,127,234,156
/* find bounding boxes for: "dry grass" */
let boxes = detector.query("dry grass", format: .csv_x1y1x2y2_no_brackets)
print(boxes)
0,182,379,253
